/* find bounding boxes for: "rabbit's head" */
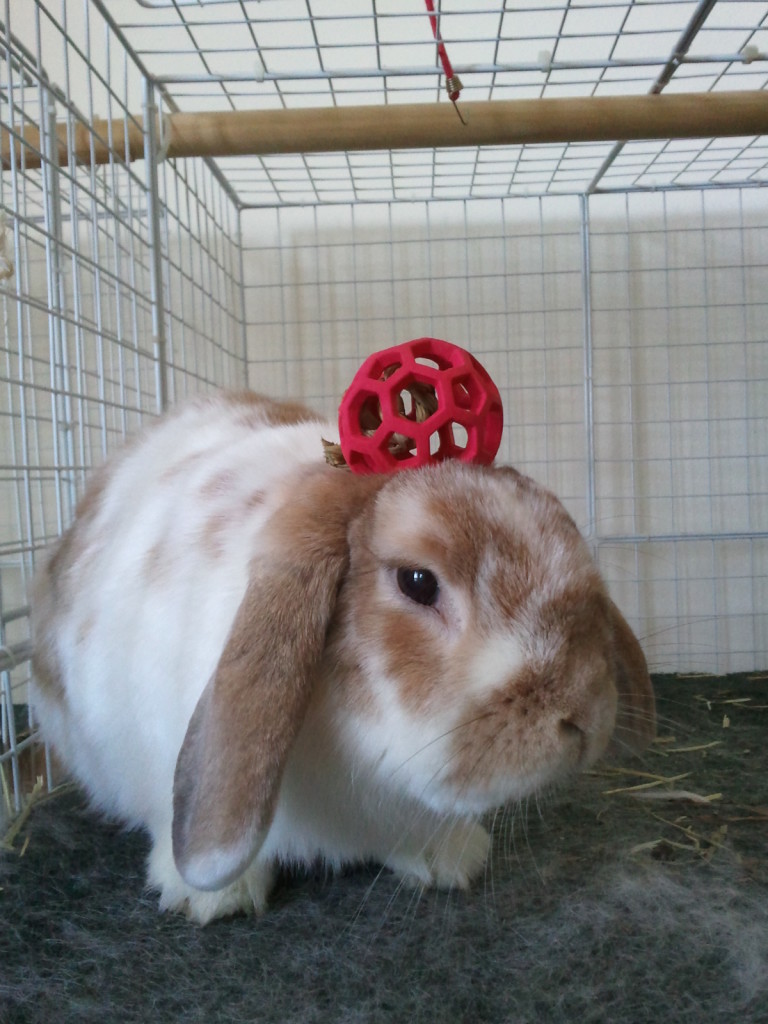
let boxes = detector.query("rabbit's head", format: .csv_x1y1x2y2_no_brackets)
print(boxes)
173,460,654,891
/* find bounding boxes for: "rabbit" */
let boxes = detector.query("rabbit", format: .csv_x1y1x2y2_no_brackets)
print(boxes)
31,390,655,924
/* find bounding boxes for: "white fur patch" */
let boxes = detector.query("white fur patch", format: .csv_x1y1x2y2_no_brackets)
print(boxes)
349,663,462,812
465,633,526,700
178,835,258,892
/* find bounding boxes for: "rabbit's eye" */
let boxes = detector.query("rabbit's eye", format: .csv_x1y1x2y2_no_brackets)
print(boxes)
397,567,439,607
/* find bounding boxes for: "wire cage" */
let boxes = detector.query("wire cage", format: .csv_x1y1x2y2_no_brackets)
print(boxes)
1,0,767,824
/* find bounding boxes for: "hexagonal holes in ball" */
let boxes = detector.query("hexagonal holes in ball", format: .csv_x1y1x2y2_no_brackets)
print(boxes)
451,422,469,451
396,379,439,424
357,390,417,463
389,431,418,461
414,355,442,370
428,422,468,459
358,392,383,435
452,375,481,413
379,362,402,383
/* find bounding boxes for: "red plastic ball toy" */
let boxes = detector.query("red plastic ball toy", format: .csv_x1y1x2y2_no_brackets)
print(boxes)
337,338,503,475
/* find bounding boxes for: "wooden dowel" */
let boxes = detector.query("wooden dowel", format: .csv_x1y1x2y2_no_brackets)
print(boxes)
4,91,767,170
168,91,768,158
1,117,145,170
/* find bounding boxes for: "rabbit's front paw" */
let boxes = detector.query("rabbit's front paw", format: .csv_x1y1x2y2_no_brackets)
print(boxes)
388,821,490,891
427,821,490,890
148,834,275,924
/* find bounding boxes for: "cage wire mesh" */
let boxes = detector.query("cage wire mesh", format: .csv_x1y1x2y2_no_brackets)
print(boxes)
1,0,767,823
0,0,247,822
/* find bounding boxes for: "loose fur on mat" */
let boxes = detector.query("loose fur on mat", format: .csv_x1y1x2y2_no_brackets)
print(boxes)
1,795,766,1024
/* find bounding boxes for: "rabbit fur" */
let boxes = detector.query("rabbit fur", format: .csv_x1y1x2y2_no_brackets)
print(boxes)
31,391,655,923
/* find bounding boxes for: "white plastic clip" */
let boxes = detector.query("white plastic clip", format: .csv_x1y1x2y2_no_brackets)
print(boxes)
538,49,553,73
156,111,171,163
0,213,14,282
741,45,759,64
254,53,266,83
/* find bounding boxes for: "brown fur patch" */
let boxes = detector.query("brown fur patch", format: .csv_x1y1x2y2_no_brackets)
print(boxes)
76,614,94,646
200,512,230,559
160,449,208,484
143,540,174,584
198,489,267,561
356,596,445,712
245,489,265,510
200,468,238,498
607,599,656,754
45,459,114,583
31,460,119,700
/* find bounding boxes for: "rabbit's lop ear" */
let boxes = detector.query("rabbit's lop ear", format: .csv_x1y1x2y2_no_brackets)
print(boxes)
172,468,383,892
609,600,656,755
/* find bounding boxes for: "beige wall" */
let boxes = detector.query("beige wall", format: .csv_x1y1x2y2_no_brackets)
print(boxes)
241,188,768,674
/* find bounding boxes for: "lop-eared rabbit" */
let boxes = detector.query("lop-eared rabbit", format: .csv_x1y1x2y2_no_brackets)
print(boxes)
32,392,655,923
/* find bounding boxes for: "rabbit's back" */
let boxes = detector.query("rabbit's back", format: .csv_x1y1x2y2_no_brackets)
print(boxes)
31,393,331,826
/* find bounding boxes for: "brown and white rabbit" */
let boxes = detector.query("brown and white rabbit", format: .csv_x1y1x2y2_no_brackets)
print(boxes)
31,391,655,924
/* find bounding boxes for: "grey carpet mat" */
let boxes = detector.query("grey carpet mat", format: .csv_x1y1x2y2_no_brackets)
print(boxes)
2,675,767,1024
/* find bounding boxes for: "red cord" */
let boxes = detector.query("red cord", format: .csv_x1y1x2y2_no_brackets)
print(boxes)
424,0,462,103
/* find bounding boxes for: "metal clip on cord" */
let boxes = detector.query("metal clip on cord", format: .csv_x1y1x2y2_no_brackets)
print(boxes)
424,0,466,124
